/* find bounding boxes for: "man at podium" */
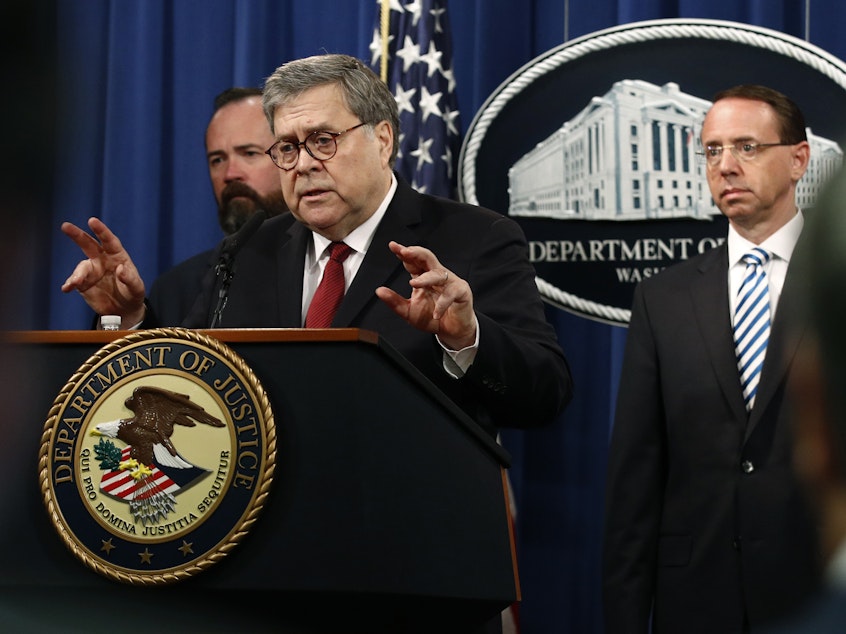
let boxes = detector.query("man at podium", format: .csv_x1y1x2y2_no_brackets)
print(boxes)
60,53,572,437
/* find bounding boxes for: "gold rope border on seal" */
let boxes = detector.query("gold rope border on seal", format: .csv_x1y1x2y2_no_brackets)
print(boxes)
37,327,277,586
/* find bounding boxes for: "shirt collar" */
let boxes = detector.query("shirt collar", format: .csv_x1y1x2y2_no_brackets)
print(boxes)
727,209,804,267
310,173,398,263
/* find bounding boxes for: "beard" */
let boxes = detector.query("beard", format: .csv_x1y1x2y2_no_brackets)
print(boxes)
218,181,288,235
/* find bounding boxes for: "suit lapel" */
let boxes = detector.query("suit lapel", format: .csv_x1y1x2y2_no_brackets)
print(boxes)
333,180,421,326
276,221,310,326
690,244,749,420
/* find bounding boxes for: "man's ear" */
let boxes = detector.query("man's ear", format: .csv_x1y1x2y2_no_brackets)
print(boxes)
374,120,394,168
790,140,811,182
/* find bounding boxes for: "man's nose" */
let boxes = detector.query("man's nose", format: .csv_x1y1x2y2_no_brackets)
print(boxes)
293,145,324,173
717,147,741,171
224,157,246,181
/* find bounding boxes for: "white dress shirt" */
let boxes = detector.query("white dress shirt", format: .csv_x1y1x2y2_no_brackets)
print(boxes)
727,210,804,321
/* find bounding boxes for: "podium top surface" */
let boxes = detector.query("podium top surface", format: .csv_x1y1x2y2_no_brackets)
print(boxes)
4,327,377,345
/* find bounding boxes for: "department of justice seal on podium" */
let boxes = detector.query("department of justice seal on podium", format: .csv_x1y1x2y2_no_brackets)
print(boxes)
38,328,276,585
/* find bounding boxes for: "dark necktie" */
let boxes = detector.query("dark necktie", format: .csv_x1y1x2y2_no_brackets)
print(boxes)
305,242,353,328
733,247,771,411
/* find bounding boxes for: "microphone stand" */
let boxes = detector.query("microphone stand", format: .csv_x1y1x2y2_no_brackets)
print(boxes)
209,255,234,329
208,210,267,328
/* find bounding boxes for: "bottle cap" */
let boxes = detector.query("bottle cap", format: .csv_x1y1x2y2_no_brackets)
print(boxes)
100,315,122,331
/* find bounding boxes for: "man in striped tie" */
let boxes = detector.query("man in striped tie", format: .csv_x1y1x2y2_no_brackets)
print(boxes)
603,85,820,634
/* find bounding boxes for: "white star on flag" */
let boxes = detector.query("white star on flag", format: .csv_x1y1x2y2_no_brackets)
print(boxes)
371,0,461,197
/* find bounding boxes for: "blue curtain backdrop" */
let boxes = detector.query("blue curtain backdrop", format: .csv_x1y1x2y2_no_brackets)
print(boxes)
30,1,846,632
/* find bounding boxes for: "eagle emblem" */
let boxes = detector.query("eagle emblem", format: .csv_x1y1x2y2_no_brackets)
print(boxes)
41,328,275,585
92,385,225,525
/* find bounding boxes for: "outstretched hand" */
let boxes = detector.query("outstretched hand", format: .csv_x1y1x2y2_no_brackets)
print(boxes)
375,241,476,350
61,217,146,327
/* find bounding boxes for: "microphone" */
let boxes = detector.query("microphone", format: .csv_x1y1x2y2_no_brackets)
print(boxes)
208,210,267,328
218,208,268,263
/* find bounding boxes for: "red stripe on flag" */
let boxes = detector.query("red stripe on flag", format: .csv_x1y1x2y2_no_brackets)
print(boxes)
99,445,179,500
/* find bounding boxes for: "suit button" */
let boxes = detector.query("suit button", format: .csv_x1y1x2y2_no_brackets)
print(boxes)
741,460,754,474
733,538,741,551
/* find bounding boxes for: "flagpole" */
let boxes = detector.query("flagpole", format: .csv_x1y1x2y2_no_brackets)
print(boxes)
380,0,390,82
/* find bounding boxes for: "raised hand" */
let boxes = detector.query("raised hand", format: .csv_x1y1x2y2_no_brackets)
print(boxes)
61,217,146,327
375,241,476,350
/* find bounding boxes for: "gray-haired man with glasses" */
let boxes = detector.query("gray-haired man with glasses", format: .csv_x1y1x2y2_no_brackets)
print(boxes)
60,58,573,631
60,52,572,463
603,84,821,634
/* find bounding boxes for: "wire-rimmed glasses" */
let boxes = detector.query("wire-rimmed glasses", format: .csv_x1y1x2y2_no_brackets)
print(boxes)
696,141,793,167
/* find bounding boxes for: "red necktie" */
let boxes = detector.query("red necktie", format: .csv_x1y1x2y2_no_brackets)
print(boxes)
305,242,353,328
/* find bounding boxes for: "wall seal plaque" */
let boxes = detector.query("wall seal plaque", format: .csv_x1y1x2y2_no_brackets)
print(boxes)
459,18,846,325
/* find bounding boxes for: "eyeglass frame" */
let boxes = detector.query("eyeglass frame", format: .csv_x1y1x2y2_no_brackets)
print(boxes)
265,122,367,170
696,140,795,167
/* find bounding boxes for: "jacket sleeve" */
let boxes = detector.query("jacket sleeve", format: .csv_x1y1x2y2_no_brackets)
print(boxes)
602,282,665,634
458,213,573,431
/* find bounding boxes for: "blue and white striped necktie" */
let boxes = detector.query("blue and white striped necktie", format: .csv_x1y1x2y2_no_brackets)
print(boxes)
733,247,772,412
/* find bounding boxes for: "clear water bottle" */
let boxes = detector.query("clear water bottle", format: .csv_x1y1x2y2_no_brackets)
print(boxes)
100,315,121,331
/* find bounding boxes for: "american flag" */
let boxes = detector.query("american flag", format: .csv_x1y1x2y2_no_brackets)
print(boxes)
370,0,462,198
99,446,206,500
99,446,179,501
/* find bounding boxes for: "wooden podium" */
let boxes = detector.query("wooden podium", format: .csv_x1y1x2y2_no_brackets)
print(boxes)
0,329,517,633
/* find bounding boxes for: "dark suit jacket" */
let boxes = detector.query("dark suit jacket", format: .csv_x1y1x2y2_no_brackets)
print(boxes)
602,242,821,633
148,178,572,434
148,248,216,325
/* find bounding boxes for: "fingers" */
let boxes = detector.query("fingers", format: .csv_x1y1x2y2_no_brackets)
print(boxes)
409,267,452,290
375,286,406,313
60,218,110,292
61,220,103,259
388,242,452,286
87,217,128,256
115,262,146,299
388,241,439,276
61,217,145,309
61,259,97,293
62,217,126,260
378,250,475,344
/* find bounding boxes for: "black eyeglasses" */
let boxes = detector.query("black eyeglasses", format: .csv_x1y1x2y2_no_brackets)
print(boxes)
265,123,366,170
696,141,794,166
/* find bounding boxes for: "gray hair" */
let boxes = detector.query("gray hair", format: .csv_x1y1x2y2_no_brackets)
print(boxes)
262,54,399,166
